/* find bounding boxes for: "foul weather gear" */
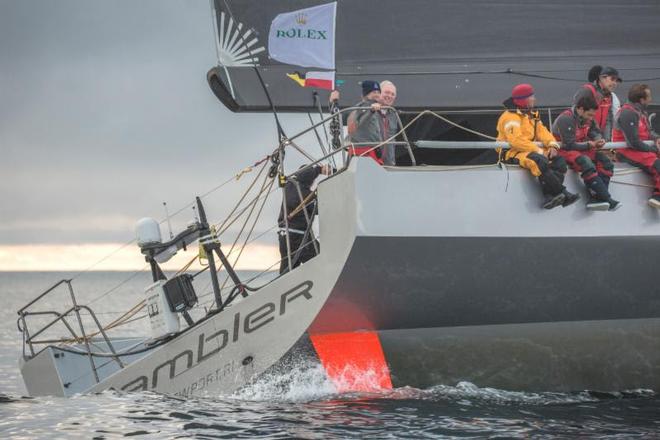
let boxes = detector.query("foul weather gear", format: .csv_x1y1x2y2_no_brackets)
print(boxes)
497,103,569,204
574,83,621,140
612,103,657,149
278,165,323,273
614,103,660,200
552,108,615,204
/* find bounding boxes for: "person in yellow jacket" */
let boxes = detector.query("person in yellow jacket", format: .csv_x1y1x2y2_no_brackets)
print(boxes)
497,84,580,209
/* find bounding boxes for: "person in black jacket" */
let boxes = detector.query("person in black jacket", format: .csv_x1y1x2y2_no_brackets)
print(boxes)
278,163,331,273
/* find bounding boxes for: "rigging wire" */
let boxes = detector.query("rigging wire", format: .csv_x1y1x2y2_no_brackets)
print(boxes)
215,159,269,233
68,162,267,311
207,170,275,309
337,66,660,82
216,177,276,310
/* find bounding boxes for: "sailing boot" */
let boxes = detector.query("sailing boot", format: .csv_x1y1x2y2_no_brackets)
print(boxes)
586,198,610,210
543,192,565,209
608,199,622,211
538,170,566,210
561,190,580,207
597,173,621,210
648,195,660,209
585,178,611,211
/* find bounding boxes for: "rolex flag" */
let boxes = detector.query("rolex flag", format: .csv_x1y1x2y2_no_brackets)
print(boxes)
268,2,336,70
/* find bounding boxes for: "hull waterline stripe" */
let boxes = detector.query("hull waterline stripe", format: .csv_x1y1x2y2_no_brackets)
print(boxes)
309,331,393,392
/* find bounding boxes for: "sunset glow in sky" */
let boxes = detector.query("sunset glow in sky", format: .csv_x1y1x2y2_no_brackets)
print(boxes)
0,243,280,272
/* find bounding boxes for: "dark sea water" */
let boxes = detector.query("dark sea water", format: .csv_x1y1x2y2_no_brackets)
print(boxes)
2,271,659,439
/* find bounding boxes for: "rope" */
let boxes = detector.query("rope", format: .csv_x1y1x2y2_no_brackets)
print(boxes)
288,191,317,219
216,180,279,235
87,265,150,306
215,159,268,233
610,180,653,189
214,179,276,311
357,109,496,160
22,153,277,351
68,155,270,297
51,301,147,345
212,173,275,308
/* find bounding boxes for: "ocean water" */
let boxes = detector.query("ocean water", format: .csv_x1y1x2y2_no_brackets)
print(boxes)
1,271,659,439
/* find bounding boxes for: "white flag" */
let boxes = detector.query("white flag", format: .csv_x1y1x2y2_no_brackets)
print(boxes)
268,2,336,70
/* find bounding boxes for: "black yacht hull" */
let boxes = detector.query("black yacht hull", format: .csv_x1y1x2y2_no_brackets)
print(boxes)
297,159,660,392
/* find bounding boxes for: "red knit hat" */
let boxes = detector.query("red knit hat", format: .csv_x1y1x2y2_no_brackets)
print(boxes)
511,83,535,108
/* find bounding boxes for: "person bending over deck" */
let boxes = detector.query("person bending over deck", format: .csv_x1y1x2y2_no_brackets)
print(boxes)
497,83,579,210
379,80,401,166
346,80,386,164
552,95,621,211
278,164,331,274
574,65,622,141
613,84,660,208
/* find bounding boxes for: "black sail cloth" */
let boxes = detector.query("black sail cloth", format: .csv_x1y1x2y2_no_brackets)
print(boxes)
209,0,660,112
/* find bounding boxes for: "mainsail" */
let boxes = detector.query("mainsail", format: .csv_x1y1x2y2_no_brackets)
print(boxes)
208,0,660,112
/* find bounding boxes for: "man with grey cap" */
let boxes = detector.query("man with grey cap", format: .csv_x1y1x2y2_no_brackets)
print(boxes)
345,80,386,164
574,65,622,140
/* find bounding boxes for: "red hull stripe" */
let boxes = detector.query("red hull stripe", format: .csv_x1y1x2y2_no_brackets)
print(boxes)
309,331,393,392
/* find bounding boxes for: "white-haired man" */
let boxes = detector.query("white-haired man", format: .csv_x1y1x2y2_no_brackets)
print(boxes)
379,80,400,166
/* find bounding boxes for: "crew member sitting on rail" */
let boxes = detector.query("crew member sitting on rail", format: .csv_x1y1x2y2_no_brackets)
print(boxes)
613,84,660,208
552,95,621,211
573,65,622,141
497,83,580,209
278,163,331,274
346,80,386,164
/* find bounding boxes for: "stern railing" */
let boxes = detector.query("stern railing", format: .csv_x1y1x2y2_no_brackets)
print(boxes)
17,279,124,383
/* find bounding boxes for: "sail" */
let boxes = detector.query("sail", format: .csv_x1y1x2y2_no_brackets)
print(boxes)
208,0,660,112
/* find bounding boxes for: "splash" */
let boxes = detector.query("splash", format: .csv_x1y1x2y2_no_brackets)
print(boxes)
384,381,657,406
231,358,398,403
232,362,336,402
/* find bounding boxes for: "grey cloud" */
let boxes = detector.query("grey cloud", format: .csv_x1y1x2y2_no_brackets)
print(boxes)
1,1,318,246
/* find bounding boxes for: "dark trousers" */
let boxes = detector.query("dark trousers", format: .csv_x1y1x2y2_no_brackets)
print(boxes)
507,152,567,196
278,231,319,274
559,149,614,201
558,149,614,185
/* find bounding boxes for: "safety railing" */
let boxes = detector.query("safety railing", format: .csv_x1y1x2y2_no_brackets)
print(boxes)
415,140,656,150
279,105,417,171
17,278,124,383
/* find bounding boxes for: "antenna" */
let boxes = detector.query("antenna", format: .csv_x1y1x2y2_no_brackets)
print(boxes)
163,202,174,239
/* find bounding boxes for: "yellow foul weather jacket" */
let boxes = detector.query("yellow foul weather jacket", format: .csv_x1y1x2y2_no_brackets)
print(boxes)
496,109,559,176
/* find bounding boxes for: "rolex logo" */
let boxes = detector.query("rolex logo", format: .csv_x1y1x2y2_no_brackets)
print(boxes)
295,13,307,25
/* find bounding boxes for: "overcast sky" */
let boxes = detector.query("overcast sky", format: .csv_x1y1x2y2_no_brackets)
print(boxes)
1,1,318,269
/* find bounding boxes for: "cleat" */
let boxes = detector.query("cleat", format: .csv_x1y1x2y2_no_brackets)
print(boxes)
562,191,580,207
543,193,565,210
